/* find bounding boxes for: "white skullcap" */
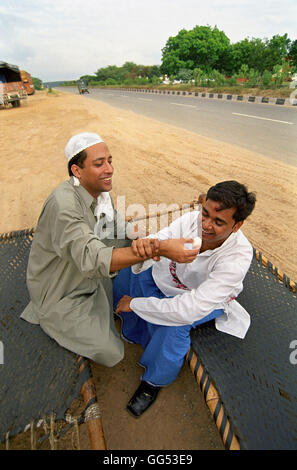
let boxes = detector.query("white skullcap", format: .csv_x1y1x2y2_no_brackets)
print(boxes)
64,132,104,162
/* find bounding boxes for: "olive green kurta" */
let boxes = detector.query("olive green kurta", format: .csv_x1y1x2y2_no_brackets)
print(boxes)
21,179,130,366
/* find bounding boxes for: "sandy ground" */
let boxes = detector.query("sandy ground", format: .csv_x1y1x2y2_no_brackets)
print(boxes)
1,90,297,450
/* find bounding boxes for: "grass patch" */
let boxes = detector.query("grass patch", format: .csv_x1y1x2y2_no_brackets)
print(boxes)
87,82,293,98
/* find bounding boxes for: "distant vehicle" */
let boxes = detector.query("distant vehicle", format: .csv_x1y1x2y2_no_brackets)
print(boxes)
0,61,27,108
20,70,35,95
77,79,89,94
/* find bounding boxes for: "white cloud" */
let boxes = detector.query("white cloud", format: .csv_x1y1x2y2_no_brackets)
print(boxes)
0,0,295,81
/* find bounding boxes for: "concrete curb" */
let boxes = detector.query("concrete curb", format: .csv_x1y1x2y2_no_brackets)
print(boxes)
118,87,297,107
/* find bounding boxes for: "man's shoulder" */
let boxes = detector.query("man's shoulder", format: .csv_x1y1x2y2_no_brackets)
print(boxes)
220,230,253,263
46,180,78,206
168,210,199,237
51,179,75,197
234,229,253,251
39,180,85,221
174,209,199,226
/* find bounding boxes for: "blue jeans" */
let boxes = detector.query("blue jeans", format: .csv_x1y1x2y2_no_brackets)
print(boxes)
113,267,223,386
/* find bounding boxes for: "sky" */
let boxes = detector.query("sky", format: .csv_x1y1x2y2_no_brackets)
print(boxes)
0,0,296,82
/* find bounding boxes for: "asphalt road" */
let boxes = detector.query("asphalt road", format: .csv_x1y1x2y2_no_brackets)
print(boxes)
57,87,297,167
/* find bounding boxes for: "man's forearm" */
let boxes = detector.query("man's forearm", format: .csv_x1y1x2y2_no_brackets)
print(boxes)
109,246,151,272
110,240,176,272
110,238,198,273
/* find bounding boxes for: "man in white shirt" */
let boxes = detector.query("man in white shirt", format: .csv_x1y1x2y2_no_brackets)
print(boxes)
113,180,256,417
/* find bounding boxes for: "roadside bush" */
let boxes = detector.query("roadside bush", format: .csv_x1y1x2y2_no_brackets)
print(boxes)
245,69,261,88
193,68,203,86
225,76,237,86
261,70,273,89
177,69,193,83
211,69,226,86
105,78,117,85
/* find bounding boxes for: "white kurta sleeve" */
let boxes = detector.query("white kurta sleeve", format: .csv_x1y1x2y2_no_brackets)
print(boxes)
131,211,197,274
130,260,248,326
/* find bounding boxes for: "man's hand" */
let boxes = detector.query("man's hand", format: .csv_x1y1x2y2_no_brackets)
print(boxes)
131,238,161,261
160,238,199,263
115,295,133,314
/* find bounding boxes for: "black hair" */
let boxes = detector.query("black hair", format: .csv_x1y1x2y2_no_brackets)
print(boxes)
68,149,87,176
206,180,256,223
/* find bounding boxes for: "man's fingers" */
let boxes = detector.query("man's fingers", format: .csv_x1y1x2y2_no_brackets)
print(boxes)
184,256,197,263
152,238,160,253
131,240,141,257
132,238,160,259
185,248,199,256
183,238,194,244
132,240,147,258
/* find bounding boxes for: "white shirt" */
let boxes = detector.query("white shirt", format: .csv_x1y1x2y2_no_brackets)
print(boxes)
130,211,253,339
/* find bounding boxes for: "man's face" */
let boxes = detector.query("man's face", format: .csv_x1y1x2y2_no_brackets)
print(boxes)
201,199,243,248
71,142,113,198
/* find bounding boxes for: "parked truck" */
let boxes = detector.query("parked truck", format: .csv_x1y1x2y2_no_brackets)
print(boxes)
0,61,27,107
20,70,35,95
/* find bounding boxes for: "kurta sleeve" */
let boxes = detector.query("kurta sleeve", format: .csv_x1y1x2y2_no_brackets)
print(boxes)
130,259,250,326
131,211,196,274
49,198,115,279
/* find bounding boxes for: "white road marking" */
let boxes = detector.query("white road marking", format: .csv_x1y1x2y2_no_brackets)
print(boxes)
120,95,129,98
170,102,197,108
232,112,294,125
138,98,152,102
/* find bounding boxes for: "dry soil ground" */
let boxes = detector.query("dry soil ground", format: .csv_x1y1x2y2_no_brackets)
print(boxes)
1,90,296,450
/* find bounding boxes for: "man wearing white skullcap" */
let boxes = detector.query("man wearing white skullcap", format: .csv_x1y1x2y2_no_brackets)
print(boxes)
21,132,197,366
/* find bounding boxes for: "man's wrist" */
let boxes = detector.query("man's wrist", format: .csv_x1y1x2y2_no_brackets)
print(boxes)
159,240,169,258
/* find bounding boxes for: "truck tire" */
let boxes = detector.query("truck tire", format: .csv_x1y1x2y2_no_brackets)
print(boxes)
12,100,20,107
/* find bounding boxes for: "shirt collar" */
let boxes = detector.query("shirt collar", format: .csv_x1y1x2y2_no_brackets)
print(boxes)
199,231,238,256
70,177,96,210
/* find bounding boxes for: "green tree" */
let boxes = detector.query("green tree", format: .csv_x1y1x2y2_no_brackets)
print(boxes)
93,62,161,85
161,25,230,76
121,61,140,81
80,74,97,81
230,38,267,74
32,76,43,90
288,39,297,70
95,65,124,82
264,34,290,71
229,35,290,74
145,65,161,80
